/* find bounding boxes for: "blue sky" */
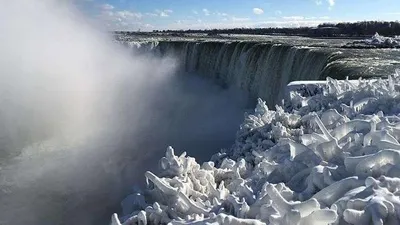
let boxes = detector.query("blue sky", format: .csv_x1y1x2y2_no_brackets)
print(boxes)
76,0,400,31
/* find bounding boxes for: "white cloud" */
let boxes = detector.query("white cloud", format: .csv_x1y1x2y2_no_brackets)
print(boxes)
216,11,228,17
117,10,142,19
283,16,305,20
253,8,264,15
315,0,335,9
232,16,250,22
153,9,173,17
97,4,148,30
100,3,114,11
192,10,198,15
145,12,158,17
142,24,154,29
159,11,341,31
275,10,282,15
163,19,324,30
203,8,210,16
281,15,331,21
315,0,323,5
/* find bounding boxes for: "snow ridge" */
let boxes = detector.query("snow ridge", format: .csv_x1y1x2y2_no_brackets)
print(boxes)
112,70,400,225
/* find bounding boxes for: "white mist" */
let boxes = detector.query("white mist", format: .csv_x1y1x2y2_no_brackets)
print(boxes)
0,1,251,225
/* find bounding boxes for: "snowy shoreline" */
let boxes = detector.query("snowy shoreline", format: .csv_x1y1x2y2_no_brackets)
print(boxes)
112,71,400,225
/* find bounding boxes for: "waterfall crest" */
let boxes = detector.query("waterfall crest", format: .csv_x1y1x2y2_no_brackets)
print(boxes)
127,41,343,106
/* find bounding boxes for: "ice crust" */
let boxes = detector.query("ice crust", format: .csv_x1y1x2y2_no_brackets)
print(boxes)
363,33,400,48
112,70,400,225
348,33,400,48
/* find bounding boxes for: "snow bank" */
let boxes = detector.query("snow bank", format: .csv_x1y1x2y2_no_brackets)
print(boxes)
345,33,400,48
112,70,400,225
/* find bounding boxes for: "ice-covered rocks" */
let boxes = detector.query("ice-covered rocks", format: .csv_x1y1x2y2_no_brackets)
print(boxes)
112,70,400,224
344,33,400,48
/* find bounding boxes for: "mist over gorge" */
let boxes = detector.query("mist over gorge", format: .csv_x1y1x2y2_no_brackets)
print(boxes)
2,1,400,225
0,1,251,224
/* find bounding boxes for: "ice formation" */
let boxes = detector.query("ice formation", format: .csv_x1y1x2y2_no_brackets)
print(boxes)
347,33,400,48
112,70,400,225
363,33,400,48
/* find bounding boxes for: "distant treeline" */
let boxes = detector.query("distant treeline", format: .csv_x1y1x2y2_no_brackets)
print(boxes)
145,21,400,37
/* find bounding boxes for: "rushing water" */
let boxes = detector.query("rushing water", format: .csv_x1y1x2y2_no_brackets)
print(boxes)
121,36,400,107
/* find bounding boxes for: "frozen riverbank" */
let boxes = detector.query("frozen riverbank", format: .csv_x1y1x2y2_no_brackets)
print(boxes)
113,70,400,225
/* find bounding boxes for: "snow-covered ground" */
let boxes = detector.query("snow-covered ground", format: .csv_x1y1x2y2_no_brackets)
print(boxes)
112,70,400,225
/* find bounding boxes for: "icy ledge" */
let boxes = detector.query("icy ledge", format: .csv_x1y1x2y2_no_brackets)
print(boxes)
112,70,400,225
